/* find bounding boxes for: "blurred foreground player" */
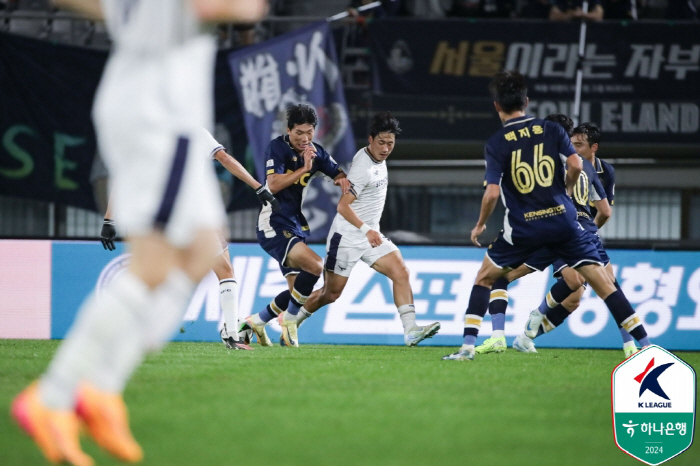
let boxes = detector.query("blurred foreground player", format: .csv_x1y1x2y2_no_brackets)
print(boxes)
11,1,268,465
442,71,650,361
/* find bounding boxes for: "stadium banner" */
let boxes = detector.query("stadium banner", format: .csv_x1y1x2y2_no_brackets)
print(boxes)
369,20,700,144
227,21,356,241
2,240,698,350
0,32,106,210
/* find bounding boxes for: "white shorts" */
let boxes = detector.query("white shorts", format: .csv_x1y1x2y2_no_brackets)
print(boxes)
93,40,225,248
324,231,399,277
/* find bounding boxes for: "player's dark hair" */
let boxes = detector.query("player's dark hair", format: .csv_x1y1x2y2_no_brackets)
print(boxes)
545,113,574,137
572,122,602,146
488,70,527,114
368,111,401,138
286,104,318,129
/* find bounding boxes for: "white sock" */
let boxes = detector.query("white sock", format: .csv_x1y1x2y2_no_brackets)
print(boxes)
623,340,637,350
296,308,312,326
89,269,195,394
219,279,239,340
398,304,417,334
460,344,475,353
39,271,151,409
492,330,505,339
251,313,265,326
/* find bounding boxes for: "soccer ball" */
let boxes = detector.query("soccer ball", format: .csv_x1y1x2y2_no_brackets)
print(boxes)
238,320,253,345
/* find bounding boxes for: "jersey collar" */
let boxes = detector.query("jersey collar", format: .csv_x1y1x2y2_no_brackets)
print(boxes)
364,147,383,165
503,115,535,127
594,157,604,174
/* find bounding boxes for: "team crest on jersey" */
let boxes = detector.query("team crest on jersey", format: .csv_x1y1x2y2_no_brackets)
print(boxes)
283,230,293,238
292,156,297,161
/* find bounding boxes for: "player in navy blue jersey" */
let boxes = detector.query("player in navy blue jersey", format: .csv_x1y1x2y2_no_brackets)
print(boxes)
242,104,350,347
442,71,651,361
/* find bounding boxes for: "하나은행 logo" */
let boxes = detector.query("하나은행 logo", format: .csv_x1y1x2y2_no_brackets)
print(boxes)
612,345,696,465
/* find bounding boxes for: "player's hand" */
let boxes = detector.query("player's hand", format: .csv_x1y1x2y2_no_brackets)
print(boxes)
366,229,383,248
334,177,351,194
471,223,486,247
100,219,116,251
256,186,280,212
302,144,316,172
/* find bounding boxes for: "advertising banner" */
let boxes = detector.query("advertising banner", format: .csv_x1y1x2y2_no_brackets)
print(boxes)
369,20,700,145
228,22,356,241
2,240,697,350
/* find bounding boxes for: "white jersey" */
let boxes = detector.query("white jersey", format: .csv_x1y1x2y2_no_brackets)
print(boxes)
201,127,224,160
331,147,388,238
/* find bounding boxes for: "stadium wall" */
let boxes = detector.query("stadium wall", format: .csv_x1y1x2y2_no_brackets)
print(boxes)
1,240,699,350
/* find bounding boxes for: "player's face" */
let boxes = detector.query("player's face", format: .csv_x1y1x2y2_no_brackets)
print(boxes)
287,124,315,153
571,133,595,159
367,132,396,161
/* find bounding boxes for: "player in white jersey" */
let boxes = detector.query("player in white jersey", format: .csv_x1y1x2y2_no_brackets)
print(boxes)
298,112,441,346
11,1,268,465
99,127,280,351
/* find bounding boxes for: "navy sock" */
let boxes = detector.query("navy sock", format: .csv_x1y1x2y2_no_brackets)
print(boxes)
603,290,650,345
488,277,509,332
462,285,491,345
544,304,570,327
288,271,320,316
259,290,290,322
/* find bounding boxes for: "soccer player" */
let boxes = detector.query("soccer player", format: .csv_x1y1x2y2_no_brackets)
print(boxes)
442,70,651,361
290,112,441,346
11,1,268,465
99,127,280,350
243,104,351,347
512,123,638,357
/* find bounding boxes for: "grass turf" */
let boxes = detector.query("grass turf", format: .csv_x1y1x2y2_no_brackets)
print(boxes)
0,340,698,466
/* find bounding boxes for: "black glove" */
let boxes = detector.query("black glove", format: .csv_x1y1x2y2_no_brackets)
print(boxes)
256,186,281,213
100,219,116,251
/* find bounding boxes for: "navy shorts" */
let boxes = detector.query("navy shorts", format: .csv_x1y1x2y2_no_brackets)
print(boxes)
522,231,609,278
487,227,603,271
257,228,305,276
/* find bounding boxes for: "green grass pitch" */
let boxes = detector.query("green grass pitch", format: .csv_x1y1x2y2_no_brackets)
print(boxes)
1,340,698,466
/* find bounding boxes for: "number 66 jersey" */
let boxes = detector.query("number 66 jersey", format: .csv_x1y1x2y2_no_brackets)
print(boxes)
484,116,579,246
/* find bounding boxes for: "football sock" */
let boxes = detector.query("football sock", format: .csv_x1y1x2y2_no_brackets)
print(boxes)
612,280,635,344
258,290,289,323
623,341,637,352
219,279,239,340
489,277,509,332
97,269,195,393
536,304,570,338
296,308,312,326
603,290,651,346
39,271,151,409
398,304,417,333
285,271,320,320
462,285,490,346
537,278,575,314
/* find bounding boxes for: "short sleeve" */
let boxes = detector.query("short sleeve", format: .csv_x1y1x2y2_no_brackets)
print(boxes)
604,163,615,205
347,158,369,198
590,172,607,202
313,144,342,179
200,127,224,160
484,143,504,186
265,140,288,176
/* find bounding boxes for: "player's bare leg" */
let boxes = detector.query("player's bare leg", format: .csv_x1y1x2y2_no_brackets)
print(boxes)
372,251,441,346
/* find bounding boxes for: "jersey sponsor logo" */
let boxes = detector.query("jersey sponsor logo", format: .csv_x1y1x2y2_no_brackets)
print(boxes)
523,204,566,221
266,159,274,167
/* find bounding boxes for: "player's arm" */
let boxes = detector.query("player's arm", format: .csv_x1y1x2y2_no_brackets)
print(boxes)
266,144,315,194
593,198,611,228
191,0,268,22
549,5,573,20
565,154,582,196
336,192,382,248
332,171,351,194
53,0,103,19
213,149,279,211
471,184,500,247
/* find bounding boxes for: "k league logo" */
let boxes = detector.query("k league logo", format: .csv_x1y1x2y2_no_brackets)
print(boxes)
612,345,696,465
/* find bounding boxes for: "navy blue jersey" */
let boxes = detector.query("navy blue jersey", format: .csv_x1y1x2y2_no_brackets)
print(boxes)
484,116,578,244
589,157,615,219
574,157,607,233
258,135,343,236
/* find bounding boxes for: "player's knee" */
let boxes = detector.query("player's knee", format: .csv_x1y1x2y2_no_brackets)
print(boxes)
563,274,585,290
308,258,324,276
